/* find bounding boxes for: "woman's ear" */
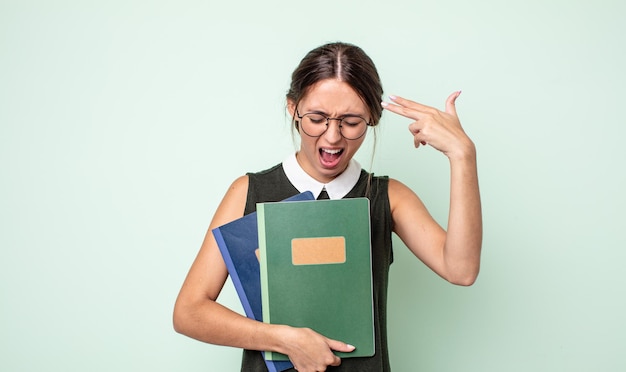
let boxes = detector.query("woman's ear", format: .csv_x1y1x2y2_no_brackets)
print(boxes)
287,99,296,118
287,99,300,129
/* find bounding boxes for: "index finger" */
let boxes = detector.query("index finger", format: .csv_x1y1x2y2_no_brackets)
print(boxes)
389,95,433,111
381,95,434,120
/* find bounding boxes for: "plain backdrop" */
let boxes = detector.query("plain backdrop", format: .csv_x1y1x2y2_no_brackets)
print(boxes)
1,0,624,371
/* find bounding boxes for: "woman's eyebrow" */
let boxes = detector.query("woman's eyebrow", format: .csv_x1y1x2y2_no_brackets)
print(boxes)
303,108,366,117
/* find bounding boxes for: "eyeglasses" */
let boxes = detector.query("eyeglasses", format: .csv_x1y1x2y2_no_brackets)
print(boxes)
296,109,371,140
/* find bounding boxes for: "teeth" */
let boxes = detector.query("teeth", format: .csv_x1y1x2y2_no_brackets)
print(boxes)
322,148,342,154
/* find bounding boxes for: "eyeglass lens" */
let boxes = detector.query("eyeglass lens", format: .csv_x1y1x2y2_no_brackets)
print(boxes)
300,113,367,139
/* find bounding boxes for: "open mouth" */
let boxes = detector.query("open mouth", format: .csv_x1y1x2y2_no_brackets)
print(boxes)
319,148,344,167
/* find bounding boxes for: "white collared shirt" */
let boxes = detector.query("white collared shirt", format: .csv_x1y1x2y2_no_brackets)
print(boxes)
282,153,362,200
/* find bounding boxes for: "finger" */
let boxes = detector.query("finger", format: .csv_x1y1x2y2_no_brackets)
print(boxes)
381,94,436,120
322,341,343,367
409,125,428,148
445,90,461,116
327,339,356,353
381,100,423,121
408,121,422,135
326,339,352,366
388,95,432,112
414,135,428,148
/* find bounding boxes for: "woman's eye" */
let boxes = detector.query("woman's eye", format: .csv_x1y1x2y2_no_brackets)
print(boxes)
307,115,326,124
342,117,363,126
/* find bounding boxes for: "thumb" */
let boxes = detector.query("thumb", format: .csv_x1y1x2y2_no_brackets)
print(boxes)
445,90,461,116
327,339,356,353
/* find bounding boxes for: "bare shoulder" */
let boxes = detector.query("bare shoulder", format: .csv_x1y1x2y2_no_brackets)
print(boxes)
387,177,410,193
229,174,249,191
387,178,423,212
211,175,249,228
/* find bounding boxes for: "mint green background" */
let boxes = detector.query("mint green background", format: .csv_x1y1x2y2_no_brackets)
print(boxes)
1,1,624,371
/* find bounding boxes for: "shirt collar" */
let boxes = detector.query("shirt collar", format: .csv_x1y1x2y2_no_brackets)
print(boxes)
282,153,361,200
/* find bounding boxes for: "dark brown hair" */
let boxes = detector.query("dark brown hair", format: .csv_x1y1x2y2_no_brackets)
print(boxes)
287,42,384,127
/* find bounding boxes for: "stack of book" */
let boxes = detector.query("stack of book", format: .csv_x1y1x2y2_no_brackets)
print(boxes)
212,192,374,371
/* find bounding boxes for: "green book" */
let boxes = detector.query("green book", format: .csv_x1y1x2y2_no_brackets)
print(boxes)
257,198,374,361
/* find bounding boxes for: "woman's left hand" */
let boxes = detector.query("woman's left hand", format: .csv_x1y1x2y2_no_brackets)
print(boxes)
383,91,483,286
382,91,475,160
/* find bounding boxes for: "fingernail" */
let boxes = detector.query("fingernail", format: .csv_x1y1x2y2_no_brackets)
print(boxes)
389,95,397,101
347,344,356,350
381,101,389,108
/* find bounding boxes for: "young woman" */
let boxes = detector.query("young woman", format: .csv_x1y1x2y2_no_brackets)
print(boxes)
173,42,482,372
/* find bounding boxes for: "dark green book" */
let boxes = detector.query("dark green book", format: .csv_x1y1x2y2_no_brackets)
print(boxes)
257,198,374,361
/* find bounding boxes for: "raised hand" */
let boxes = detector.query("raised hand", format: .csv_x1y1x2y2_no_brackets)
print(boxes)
382,91,475,160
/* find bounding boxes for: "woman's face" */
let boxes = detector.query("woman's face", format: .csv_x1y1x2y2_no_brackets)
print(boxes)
288,79,370,183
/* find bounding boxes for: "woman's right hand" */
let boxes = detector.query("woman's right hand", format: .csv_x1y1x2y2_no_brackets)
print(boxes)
280,326,355,371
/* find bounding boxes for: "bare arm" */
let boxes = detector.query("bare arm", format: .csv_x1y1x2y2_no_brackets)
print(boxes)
173,175,354,371
383,92,482,285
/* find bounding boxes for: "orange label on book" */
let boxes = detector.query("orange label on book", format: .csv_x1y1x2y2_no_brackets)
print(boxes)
291,237,346,265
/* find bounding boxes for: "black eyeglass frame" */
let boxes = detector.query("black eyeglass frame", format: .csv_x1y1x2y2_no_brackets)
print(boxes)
295,109,372,140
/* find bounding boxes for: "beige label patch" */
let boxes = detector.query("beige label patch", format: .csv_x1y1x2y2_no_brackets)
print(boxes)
291,237,346,265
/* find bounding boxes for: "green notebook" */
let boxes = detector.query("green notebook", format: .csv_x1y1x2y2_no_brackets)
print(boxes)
258,198,374,361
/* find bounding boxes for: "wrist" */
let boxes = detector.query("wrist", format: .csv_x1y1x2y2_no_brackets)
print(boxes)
265,324,295,356
446,139,476,163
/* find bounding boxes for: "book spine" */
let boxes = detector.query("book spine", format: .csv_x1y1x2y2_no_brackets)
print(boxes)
257,203,274,359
